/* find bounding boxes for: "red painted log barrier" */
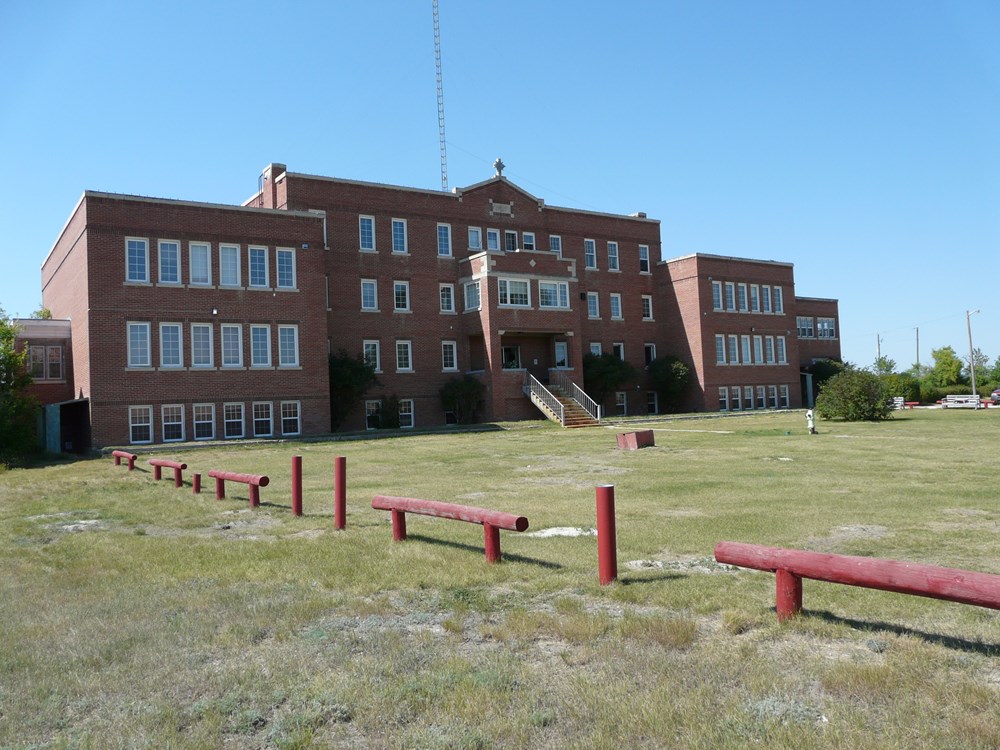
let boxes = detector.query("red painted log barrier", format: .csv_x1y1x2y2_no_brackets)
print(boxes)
112,450,137,470
334,456,346,530
616,430,655,450
149,458,188,488
714,541,1000,622
291,456,303,516
371,495,528,563
192,473,201,495
207,470,270,508
596,484,618,585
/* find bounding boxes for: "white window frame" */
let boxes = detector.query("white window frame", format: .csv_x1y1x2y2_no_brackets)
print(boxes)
504,230,518,252
584,239,597,269
45,346,63,381
765,336,776,365
768,385,778,408
724,282,736,311
589,342,603,356
249,246,269,288
718,387,729,411
522,231,536,251
278,325,299,367
161,404,185,443
607,241,619,271
159,323,183,369
609,293,623,320
393,280,411,312
252,401,273,438
189,242,212,286
737,283,748,312
612,342,625,361
757,385,766,409
194,403,215,440
744,386,754,410
486,228,500,252
644,343,656,366
190,323,214,369
538,281,570,309
220,244,241,287
731,386,742,411
365,399,382,430
158,240,180,285
741,335,751,364
464,281,481,311
28,346,45,379
498,278,530,307
223,402,244,439
363,339,381,372
281,401,301,436
715,334,726,365
615,391,627,416
797,316,815,338
221,324,243,368
587,292,600,319
639,244,650,273
398,399,414,429
647,391,659,414
641,295,653,321
753,335,764,364
359,215,376,252
250,325,271,368
501,345,521,370
392,218,408,255
441,340,458,372
818,317,837,339
125,238,149,283
361,279,378,311
276,247,296,289
554,341,569,368
396,340,413,372
468,226,482,251
728,335,739,364
437,223,452,257
129,405,153,444
549,235,562,255
750,284,760,313
439,283,455,313
777,336,787,365
711,280,723,311
773,286,784,314
127,322,151,368
762,285,773,314
780,385,790,408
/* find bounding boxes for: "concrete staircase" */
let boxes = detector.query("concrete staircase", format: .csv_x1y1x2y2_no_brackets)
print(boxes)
547,385,599,428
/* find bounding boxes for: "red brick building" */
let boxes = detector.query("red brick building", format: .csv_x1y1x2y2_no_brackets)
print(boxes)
33,161,840,448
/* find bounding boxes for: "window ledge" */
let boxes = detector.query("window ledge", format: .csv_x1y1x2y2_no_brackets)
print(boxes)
124,281,152,287
361,308,381,313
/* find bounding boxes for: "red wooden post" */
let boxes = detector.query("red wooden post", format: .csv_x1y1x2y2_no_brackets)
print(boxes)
391,509,407,541
291,456,303,516
114,454,121,466
172,466,183,488
249,483,260,508
596,484,618,585
776,569,803,621
334,455,346,530
484,522,501,563
215,477,225,500
128,455,135,470
153,464,162,481
192,473,201,494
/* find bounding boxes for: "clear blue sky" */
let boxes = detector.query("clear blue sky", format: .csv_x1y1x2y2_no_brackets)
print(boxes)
2,1,997,372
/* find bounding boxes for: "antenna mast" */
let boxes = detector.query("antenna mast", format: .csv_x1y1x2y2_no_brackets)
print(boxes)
432,0,449,191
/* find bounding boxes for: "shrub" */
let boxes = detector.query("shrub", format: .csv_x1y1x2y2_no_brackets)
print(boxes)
647,356,690,413
880,372,920,402
816,367,893,422
328,350,379,431
439,376,485,424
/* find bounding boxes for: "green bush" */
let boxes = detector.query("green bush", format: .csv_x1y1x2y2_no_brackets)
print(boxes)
880,372,920,402
439,376,485,424
920,384,982,405
816,368,893,422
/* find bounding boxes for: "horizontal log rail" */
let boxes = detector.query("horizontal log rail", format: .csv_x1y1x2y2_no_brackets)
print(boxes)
715,541,1000,622
149,458,188,487
112,450,137,470
371,495,529,563
208,470,270,507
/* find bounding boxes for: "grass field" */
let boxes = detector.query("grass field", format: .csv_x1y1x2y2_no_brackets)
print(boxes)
1,409,999,749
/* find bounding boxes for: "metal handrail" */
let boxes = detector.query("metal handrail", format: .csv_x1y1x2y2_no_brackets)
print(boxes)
550,370,601,421
524,373,564,425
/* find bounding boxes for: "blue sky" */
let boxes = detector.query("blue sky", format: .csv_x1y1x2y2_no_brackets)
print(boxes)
2,1,997,372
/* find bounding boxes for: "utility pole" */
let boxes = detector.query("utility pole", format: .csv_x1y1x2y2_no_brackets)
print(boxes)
915,327,919,369
966,310,980,400
432,0,449,191
876,333,882,362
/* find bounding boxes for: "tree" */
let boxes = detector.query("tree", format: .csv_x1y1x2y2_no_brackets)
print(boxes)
0,307,38,466
962,347,990,386
815,366,892,422
880,372,920,402
927,346,964,388
871,356,896,377
328,349,379,431
582,353,639,405
647,356,689,412
802,358,844,404
439,376,485,424
30,306,52,320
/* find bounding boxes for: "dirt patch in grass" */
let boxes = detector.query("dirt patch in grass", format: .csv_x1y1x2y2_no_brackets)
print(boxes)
524,527,596,538
625,555,737,574
810,524,891,552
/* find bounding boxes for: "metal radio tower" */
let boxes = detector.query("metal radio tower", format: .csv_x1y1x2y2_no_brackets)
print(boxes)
432,0,448,191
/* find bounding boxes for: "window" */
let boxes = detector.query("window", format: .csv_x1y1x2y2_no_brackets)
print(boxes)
501,346,521,369
612,342,624,361
780,385,790,408
190,324,213,368
639,245,650,273
276,248,296,289
253,402,273,437
777,336,787,365
765,336,775,365
753,336,763,364
522,232,535,251
646,391,658,414
587,292,600,318
609,293,623,320
221,324,242,368
439,283,455,313
28,347,44,378
750,284,760,313
641,295,653,321
220,244,241,287
127,322,151,367
744,386,754,410
250,325,272,367
504,230,518,252
45,346,63,380
437,223,452,257
728,335,739,364
554,341,568,368
468,226,482,251
189,243,211,286
762,285,772,314
158,240,180,284
398,399,414,429
162,405,184,442
797,316,815,338
538,281,569,309
768,385,778,408
194,404,215,440
224,403,244,438
249,246,269,288
731,386,742,411
725,282,736,311
363,340,381,371
396,340,412,371
486,228,500,251
549,235,562,254
126,238,148,283
756,385,766,409
393,281,410,312
498,278,529,306
392,219,408,254
441,341,457,371
365,400,382,430
584,239,597,269
589,342,602,356
129,406,152,444
817,317,837,339
718,387,729,411
159,323,182,368
712,281,723,311
361,279,378,311
278,325,299,367
281,401,301,436
741,335,751,364
615,392,627,416
359,215,375,252
644,343,656,366
773,286,784,314
464,281,480,310
715,334,726,365
737,283,748,312
607,242,619,271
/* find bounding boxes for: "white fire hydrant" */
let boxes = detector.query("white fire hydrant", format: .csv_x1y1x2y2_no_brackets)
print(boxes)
806,409,817,435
